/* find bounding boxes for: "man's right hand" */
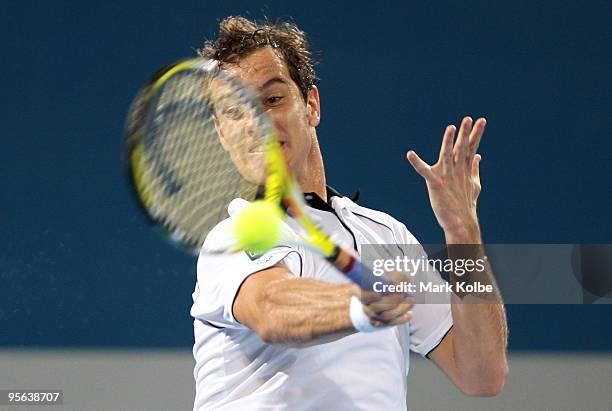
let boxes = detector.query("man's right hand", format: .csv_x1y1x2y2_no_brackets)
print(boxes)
358,288,414,328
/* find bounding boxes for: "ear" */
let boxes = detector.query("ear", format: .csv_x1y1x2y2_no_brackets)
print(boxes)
306,85,321,127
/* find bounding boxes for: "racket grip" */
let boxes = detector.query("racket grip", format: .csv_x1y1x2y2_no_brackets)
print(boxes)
345,259,395,291
327,247,396,291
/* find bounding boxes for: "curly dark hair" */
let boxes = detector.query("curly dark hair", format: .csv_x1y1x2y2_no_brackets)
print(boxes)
198,16,317,101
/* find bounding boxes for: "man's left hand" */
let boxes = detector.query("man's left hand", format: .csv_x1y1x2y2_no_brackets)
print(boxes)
406,116,485,242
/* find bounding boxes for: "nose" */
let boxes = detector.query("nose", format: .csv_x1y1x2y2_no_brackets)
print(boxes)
244,111,265,142
263,108,283,138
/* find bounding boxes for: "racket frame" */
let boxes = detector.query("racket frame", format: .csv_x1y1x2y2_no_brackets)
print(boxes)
125,57,395,291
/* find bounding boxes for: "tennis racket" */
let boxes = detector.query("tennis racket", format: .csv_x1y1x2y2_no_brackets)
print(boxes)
124,57,393,291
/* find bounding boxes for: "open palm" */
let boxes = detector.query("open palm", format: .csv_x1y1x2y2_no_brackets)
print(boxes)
406,117,485,241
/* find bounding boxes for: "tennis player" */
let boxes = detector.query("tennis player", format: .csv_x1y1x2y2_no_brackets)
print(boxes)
190,16,508,411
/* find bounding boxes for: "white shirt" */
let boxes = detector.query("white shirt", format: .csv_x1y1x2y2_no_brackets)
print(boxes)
191,191,453,411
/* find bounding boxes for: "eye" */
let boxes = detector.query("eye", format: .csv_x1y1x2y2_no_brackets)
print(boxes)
265,96,283,106
221,105,244,120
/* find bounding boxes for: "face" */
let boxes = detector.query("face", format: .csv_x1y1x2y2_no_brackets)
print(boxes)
212,47,321,185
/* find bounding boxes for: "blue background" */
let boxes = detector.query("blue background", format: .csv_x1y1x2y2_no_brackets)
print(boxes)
2,1,611,349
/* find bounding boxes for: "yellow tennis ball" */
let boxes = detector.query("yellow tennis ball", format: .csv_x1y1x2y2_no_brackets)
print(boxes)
233,201,283,254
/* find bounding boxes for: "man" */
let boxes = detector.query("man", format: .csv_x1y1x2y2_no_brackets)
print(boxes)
190,16,508,411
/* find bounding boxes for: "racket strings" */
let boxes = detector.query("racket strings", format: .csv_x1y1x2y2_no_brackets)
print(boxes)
133,68,260,249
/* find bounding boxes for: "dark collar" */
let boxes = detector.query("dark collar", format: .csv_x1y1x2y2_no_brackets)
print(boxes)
255,185,360,211
304,186,360,211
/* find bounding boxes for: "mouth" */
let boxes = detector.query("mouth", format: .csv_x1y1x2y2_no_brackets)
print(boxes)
247,139,287,154
247,144,263,154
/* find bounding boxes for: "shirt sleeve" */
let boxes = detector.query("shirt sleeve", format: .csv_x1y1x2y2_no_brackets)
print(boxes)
395,223,454,357
408,300,453,356
190,214,303,329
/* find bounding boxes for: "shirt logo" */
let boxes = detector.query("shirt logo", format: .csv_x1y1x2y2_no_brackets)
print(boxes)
245,249,264,260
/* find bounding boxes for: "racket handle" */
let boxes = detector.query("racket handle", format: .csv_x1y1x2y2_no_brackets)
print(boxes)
327,247,396,291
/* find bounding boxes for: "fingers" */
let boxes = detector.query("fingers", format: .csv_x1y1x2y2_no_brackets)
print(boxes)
367,301,412,317
384,310,414,326
467,118,486,160
409,116,485,177
360,291,414,325
445,116,485,170
359,271,410,305
472,153,482,180
360,288,406,305
406,150,435,180
453,116,473,168
438,125,455,174
364,299,414,323
369,310,414,328
472,154,482,197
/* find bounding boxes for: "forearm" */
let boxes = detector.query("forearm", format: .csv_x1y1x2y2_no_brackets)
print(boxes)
409,116,507,394
450,301,508,394
445,224,508,394
235,268,358,345
260,278,357,344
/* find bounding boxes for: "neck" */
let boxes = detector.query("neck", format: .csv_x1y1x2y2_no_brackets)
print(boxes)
297,135,327,202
